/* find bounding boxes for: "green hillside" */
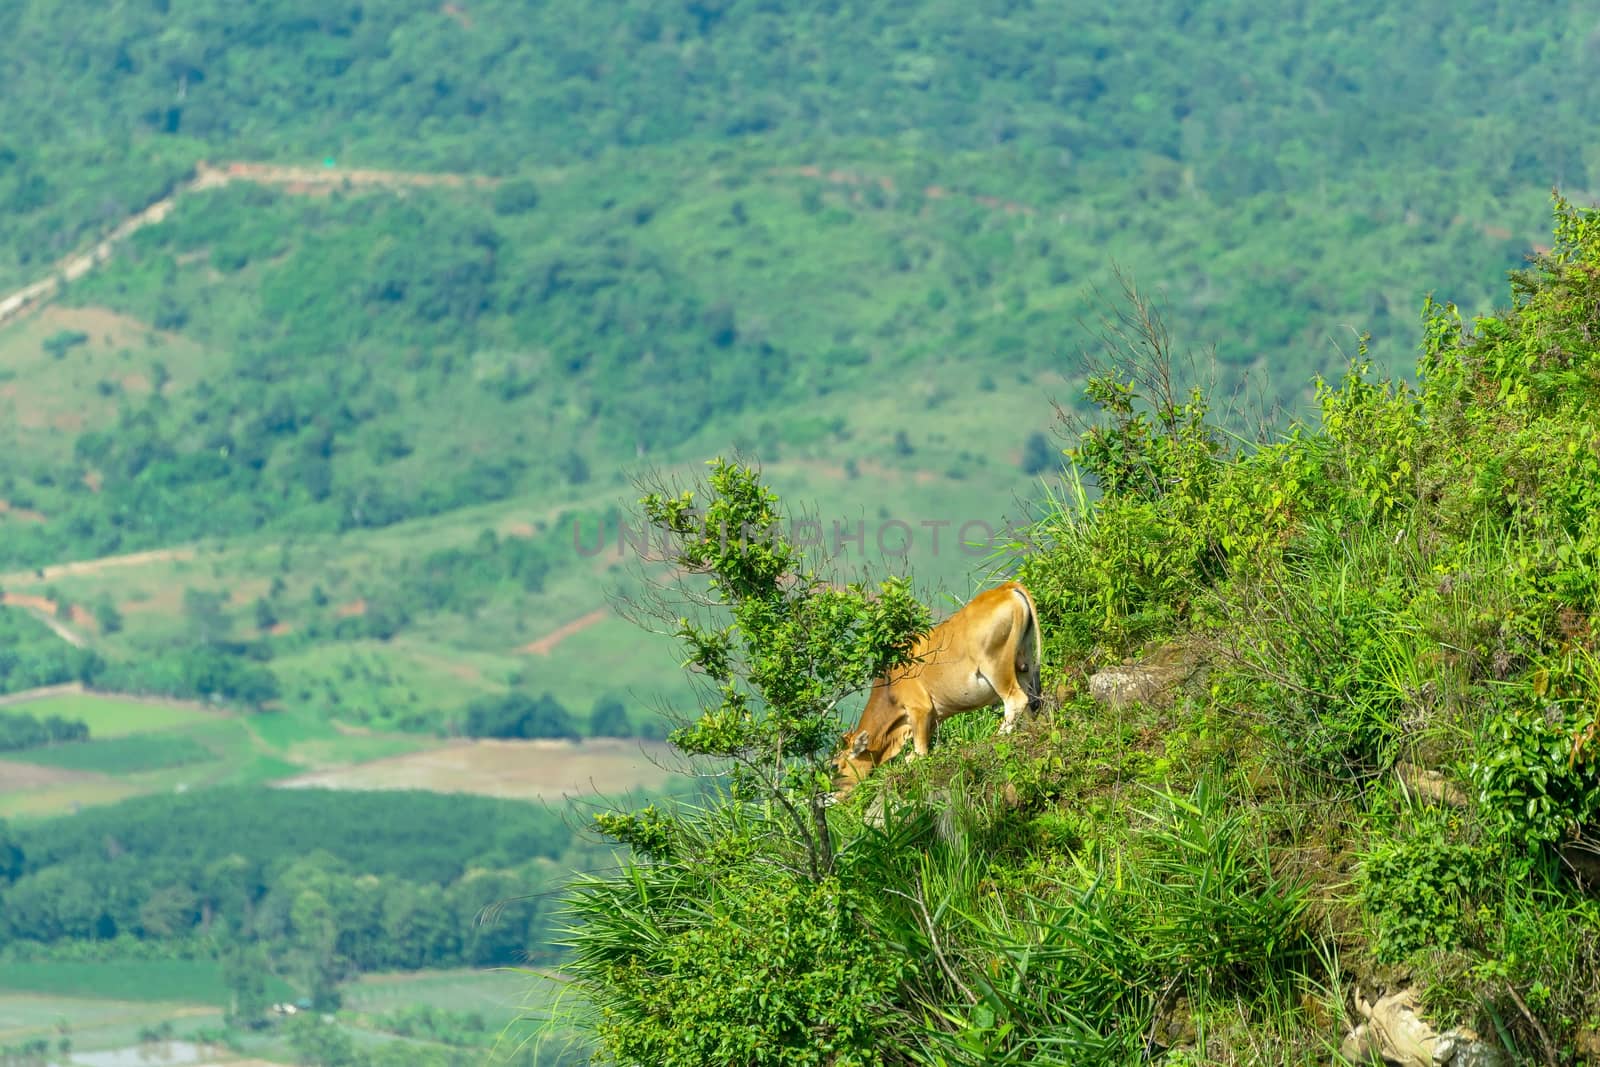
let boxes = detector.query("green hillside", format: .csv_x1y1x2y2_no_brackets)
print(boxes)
565,201,1600,1064
1,1,1597,1061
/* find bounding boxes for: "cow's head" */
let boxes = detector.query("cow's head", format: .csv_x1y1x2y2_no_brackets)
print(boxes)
829,728,877,802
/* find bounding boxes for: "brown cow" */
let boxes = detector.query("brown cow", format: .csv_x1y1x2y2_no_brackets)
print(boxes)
830,581,1043,799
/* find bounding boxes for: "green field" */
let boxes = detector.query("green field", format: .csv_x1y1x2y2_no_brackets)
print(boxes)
0,960,292,1007
8,692,220,738
339,969,583,1062
0,683,664,819
1,733,213,774
0,991,220,1055
342,969,557,1032
0,960,292,1055
0,961,573,1060
0,690,439,818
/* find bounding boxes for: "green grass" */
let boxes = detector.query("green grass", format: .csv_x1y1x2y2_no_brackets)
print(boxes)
0,733,212,774
338,968,581,1061
242,707,343,749
0,704,442,818
3,692,220,738
0,959,292,1006
0,992,221,1054
341,969,554,1031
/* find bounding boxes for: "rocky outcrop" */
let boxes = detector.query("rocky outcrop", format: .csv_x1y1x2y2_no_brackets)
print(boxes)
1338,987,1505,1066
1393,762,1470,808
1087,639,1207,710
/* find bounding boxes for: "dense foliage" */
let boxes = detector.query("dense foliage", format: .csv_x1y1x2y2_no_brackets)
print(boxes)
0,608,101,695
0,707,88,752
0,0,1580,762
0,787,599,1010
2,1,1597,1061
460,691,578,740
0,0,1578,573
564,202,1600,1063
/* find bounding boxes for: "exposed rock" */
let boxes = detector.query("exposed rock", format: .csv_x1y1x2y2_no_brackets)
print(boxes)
1340,1024,1380,1064
1339,986,1507,1066
1152,995,1196,1050
1087,640,1206,710
1394,762,1470,808
1367,988,1441,1066
1444,1034,1509,1067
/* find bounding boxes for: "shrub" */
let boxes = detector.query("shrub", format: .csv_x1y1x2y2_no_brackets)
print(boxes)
1361,815,1494,962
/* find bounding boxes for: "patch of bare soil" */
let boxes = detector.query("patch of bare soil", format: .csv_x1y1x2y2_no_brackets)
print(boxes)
273,737,676,800
518,608,609,656
1,544,198,586
0,499,47,524
334,598,368,618
38,304,167,348
4,591,55,614
0,760,111,791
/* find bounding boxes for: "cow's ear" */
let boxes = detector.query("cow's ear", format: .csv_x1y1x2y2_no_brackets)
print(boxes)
849,732,871,757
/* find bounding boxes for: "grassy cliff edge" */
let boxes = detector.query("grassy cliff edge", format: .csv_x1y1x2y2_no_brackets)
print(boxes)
557,196,1600,1065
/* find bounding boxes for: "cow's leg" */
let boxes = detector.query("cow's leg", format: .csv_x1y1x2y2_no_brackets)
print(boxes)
998,687,1031,734
905,701,936,759
988,662,1033,735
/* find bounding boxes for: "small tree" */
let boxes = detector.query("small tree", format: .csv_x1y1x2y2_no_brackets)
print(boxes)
1019,429,1057,475
603,458,929,877
563,460,933,1064
587,697,631,737
92,595,123,635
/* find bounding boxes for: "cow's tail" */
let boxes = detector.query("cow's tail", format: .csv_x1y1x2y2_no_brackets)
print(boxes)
1012,582,1044,712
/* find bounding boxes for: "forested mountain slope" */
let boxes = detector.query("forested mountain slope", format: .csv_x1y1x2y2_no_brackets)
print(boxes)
564,199,1600,1065
4,0,1588,549
0,0,1589,774
0,2,1596,1062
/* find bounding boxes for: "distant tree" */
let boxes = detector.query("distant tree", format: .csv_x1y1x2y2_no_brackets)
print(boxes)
493,179,541,216
703,304,738,348
253,598,278,633
462,692,576,740
152,294,188,331
588,698,631,737
0,819,22,886
41,330,88,360
93,595,123,635
559,450,590,486
1020,430,1058,475
893,430,914,457
361,597,407,641
286,1014,356,1066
